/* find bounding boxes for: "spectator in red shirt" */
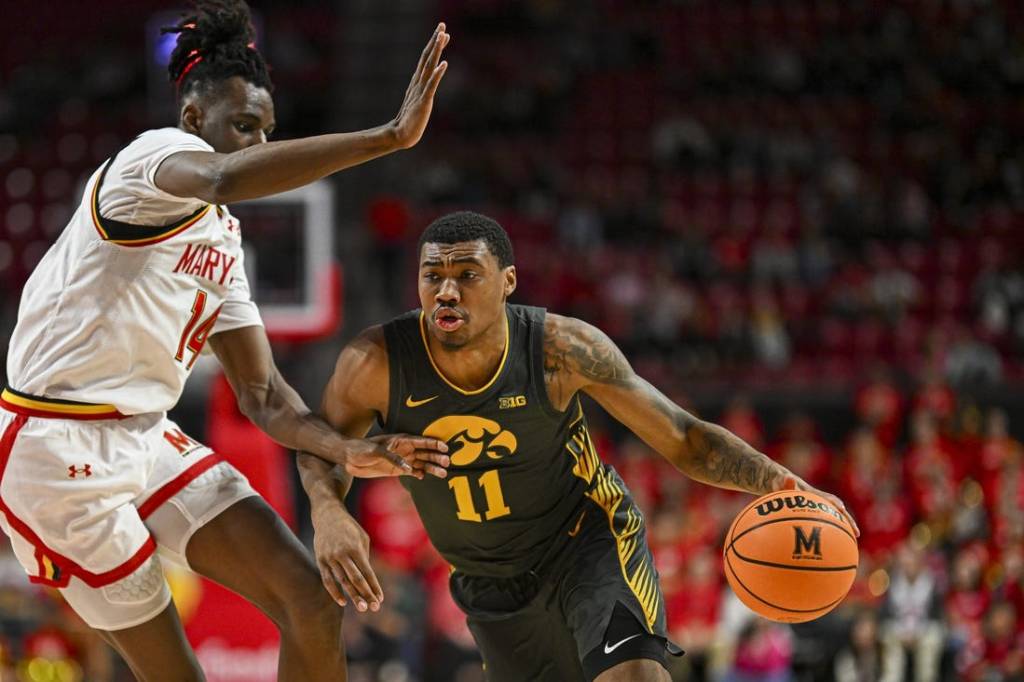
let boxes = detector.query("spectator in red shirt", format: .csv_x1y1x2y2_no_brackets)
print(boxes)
357,479,434,574
946,547,991,662
905,411,960,524
839,427,892,521
992,545,1024,635
911,371,957,424
720,395,766,451
979,409,1024,515
666,548,721,681
767,411,831,489
860,477,913,560
855,365,905,448
964,602,1024,681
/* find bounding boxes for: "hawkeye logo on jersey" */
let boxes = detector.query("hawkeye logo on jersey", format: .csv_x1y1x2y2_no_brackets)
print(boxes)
423,416,517,466
498,395,527,409
173,244,237,286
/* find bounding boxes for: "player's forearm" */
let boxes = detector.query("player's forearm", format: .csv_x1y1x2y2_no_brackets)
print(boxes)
677,419,791,494
208,125,401,203
235,369,353,464
297,451,351,515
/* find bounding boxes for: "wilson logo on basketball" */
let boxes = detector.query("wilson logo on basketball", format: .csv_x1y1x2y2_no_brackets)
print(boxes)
756,495,843,522
792,526,823,559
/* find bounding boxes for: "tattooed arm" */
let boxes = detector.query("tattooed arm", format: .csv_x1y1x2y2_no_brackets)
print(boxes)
543,314,858,531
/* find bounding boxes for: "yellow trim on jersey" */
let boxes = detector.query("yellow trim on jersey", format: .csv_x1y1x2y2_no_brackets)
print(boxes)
41,555,57,581
585,466,660,632
107,206,211,246
0,388,119,416
89,166,211,246
418,312,510,396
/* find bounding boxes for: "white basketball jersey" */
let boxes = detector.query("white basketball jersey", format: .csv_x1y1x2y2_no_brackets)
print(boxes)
6,128,263,415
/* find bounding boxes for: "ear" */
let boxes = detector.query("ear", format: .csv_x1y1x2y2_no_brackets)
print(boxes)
180,99,204,137
503,266,517,299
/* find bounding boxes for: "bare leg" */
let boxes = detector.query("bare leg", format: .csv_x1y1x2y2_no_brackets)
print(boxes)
595,659,671,682
101,603,205,682
185,496,346,681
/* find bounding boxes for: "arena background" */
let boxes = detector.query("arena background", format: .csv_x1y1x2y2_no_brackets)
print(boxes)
2,1,1024,681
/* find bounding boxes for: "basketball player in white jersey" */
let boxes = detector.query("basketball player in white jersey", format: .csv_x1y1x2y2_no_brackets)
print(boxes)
0,2,451,679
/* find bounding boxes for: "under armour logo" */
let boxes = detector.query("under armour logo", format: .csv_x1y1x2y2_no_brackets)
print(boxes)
68,465,92,479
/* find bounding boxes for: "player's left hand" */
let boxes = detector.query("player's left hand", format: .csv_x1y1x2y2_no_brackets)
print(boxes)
780,475,861,538
344,434,450,479
390,22,450,149
312,503,382,613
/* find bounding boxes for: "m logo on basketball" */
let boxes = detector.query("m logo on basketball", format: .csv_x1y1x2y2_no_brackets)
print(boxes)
423,416,517,466
793,526,822,558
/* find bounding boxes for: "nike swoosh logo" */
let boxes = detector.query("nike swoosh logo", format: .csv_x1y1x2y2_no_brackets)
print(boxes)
604,634,642,654
405,395,438,408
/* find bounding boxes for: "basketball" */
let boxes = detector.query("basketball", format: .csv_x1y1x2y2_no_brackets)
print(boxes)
723,490,859,623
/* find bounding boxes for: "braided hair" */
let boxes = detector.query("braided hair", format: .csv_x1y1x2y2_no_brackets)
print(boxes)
163,0,273,100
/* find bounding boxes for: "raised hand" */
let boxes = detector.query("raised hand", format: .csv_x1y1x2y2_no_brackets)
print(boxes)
343,433,450,479
391,22,450,149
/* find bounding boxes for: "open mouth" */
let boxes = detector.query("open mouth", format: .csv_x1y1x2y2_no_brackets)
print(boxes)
434,309,465,332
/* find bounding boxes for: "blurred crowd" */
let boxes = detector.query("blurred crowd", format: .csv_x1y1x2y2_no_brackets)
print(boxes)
3,0,1024,680
368,0,1024,389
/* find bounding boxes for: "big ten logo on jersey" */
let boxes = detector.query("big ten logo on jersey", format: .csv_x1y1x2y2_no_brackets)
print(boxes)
172,243,238,287
498,395,527,410
163,428,204,457
423,416,517,523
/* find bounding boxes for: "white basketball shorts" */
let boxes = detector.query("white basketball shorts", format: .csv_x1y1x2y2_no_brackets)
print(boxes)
0,388,258,630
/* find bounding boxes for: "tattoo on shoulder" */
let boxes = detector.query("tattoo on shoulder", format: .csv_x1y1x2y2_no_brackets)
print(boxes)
544,317,633,387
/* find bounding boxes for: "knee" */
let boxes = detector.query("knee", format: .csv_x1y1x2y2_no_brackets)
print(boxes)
273,572,344,635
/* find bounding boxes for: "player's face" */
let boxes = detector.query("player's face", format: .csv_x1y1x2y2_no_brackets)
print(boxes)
418,240,516,349
184,76,276,153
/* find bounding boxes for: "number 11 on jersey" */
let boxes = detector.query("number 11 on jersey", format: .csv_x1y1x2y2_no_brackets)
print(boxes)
448,470,511,522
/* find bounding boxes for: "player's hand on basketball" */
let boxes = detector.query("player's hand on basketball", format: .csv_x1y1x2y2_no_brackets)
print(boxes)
391,22,449,149
343,434,450,479
312,505,382,613
780,475,860,537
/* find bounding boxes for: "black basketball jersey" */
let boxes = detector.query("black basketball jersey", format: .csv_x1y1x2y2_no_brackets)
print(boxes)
382,304,603,578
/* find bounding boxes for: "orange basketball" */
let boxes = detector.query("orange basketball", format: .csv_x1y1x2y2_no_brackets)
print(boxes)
723,490,859,623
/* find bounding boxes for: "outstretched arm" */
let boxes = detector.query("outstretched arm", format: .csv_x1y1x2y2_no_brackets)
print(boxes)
210,325,447,473
543,314,858,532
155,24,449,204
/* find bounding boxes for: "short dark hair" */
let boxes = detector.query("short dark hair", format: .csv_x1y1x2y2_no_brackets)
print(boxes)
163,0,273,100
417,211,514,268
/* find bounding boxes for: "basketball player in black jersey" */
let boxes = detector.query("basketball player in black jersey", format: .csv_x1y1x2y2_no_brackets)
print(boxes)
297,212,859,681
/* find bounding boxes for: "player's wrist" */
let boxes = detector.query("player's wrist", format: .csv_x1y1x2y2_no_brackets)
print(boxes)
310,492,350,527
